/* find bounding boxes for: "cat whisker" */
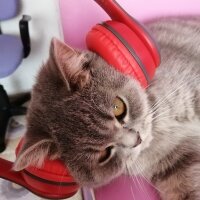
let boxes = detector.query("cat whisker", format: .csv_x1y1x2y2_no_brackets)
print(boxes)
147,74,199,117
90,93,109,114
152,101,200,119
126,163,142,199
125,163,132,176
73,152,85,162
148,79,186,114
152,107,200,122
82,99,105,114
127,159,145,198
139,175,152,200
144,81,154,90
151,109,174,121
148,95,200,123
130,185,136,200
132,163,150,200
135,166,150,200
135,160,162,194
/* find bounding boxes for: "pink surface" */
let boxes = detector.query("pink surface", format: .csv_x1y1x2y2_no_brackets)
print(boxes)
59,0,200,49
94,175,160,200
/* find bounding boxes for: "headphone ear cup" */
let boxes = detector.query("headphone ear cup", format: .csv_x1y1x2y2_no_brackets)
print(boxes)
86,21,156,87
15,139,79,199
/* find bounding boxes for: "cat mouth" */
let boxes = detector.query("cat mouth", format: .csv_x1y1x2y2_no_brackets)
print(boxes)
132,134,142,148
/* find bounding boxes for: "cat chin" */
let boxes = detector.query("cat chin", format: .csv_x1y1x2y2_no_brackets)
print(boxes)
123,132,153,175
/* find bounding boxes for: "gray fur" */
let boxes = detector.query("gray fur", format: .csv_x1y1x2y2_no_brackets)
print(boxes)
14,17,200,199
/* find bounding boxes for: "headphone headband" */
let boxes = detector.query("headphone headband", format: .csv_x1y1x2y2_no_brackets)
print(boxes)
94,0,160,67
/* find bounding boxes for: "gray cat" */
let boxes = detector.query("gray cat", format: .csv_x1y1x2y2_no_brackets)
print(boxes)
14,17,200,200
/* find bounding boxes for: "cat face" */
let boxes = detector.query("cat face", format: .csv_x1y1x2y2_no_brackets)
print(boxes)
14,38,153,187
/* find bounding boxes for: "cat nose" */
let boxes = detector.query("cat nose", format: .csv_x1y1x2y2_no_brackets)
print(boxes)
118,131,142,148
122,124,133,132
119,126,142,148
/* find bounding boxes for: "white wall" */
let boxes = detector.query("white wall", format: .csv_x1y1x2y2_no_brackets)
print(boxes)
1,0,63,94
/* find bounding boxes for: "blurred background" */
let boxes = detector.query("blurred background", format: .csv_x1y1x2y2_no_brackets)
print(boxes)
2,0,200,94
1,0,62,94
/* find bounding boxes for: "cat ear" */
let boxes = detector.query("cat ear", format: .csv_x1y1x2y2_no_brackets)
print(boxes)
50,38,91,90
13,138,59,171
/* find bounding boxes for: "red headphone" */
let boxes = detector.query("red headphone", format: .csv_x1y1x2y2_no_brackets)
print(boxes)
0,0,160,199
87,0,160,88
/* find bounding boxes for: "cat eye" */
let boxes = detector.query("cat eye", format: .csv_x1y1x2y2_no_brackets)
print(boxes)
112,97,126,120
98,146,113,164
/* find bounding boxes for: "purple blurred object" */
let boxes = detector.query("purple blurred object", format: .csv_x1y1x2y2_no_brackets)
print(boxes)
0,35,23,78
0,0,19,20
0,0,31,78
0,0,30,160
82,188,95,200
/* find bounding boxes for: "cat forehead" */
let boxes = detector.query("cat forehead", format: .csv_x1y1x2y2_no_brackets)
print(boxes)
91,68,130,92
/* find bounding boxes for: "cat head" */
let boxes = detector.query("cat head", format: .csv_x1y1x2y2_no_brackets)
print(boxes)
14,38,153,187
